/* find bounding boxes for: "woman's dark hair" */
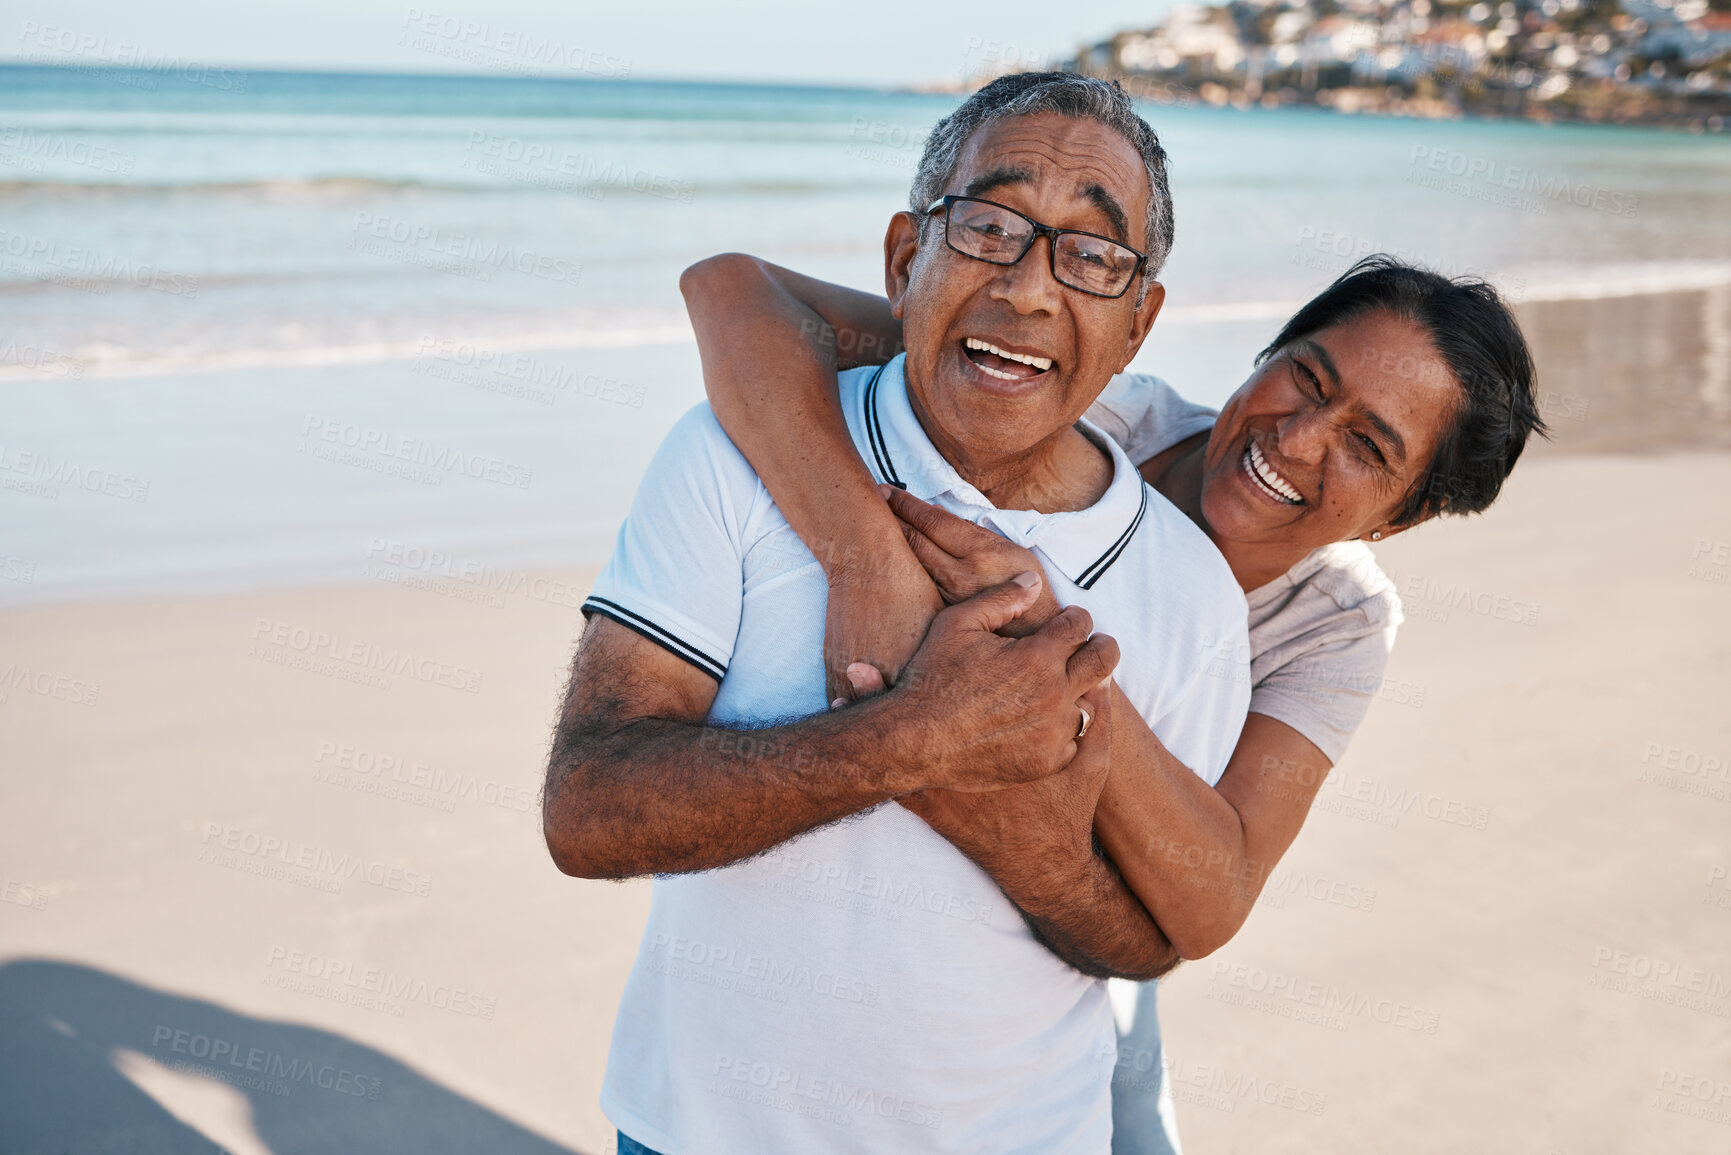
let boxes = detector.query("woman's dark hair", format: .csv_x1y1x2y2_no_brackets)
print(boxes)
1256,254,1546,526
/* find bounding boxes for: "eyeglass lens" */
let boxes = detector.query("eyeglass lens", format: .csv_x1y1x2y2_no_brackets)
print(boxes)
945,198,1140,297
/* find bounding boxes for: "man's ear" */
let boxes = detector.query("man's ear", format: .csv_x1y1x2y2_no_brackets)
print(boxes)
1114,279,1165,374
884,211,921,321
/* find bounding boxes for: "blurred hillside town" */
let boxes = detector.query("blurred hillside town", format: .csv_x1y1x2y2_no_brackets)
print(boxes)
963,0,1731,128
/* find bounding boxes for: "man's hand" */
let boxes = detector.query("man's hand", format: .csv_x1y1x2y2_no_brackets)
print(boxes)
901,680,1113,865
882,574,1119,794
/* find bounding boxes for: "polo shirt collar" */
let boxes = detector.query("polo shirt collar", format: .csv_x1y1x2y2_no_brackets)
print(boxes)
859,355,1153,592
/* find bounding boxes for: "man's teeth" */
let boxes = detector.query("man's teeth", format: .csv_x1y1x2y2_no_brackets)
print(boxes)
964,337,1053,372
1245,442,1304,504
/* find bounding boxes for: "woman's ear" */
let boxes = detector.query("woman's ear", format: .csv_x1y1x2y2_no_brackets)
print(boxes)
1361,512,1431,543
884,212,921,320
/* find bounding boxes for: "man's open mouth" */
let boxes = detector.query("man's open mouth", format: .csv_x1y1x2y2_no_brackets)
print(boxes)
1242,440,1305,505
962,337,1054,382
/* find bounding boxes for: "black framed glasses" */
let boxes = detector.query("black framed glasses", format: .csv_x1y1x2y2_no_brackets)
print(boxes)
925,195,1147,299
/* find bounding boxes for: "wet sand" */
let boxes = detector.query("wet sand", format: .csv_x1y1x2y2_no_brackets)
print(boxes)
1517,285,1731,454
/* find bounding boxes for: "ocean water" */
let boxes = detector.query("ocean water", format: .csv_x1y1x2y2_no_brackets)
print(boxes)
2,65,1729,603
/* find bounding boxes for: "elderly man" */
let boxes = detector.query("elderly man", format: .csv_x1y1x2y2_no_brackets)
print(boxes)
544,73,1249,1153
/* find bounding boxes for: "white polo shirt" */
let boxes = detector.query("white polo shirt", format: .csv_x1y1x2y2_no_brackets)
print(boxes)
584,354,1250,1155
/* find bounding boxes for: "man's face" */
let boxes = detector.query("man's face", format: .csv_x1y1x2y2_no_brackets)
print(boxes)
885,112,1164,471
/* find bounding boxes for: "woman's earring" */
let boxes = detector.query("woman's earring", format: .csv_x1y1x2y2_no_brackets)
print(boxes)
1371,531,1383,541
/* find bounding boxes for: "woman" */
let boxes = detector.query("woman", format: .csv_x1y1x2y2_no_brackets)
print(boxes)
679,252,1543,1153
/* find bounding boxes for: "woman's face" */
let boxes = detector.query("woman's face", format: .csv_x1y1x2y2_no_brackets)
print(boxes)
1199,309,1461,554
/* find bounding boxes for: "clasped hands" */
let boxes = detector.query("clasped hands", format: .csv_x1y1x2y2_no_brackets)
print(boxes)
827,486,1120,870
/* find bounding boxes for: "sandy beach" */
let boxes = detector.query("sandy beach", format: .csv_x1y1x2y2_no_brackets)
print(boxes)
5,18,1731,1151
5,384,1730,1153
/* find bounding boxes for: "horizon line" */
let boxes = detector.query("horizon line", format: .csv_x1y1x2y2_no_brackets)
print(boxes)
0,57,981,97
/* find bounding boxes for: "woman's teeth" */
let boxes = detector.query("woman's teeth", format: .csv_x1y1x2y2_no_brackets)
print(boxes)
1244,441,1304,505
964,337,1053,380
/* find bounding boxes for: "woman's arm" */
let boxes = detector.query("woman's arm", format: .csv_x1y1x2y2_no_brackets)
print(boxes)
1094,708,1331,960
885,487,1331,960
680,254,938,701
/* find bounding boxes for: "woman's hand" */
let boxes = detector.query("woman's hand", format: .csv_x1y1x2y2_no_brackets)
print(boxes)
882,486,1063,639
824,529,944,705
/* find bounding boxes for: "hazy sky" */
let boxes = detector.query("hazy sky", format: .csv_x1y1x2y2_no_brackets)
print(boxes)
0,0,1179,88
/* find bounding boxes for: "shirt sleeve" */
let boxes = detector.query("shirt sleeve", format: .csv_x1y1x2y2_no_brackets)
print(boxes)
1249,617,1397,765
1085,373,1219,465
580,403,760,682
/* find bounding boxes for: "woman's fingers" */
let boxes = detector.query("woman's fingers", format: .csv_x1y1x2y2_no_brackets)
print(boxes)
901,525,962,596
845,662,887,697
930,572,1044,638
883,485,995,556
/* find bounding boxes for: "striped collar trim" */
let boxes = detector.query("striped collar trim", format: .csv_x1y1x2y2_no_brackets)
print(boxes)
856,355,1155,591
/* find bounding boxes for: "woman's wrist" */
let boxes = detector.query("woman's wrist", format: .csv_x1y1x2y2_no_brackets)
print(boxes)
816,504,915,589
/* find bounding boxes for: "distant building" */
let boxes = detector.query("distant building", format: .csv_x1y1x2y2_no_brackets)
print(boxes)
1060,0,1729,128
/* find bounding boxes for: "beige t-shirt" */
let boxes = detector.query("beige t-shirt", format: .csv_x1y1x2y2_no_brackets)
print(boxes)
1086,374,1403,764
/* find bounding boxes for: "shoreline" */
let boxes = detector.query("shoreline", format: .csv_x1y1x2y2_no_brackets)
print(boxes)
3,263,1727,386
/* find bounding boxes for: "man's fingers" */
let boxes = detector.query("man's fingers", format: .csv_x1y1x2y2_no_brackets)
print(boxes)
1065,632,1120,696
935,572,1042,636
1082,681,1111,734
1070,681,1113,763
884,485,993,556
1026,604,1095,656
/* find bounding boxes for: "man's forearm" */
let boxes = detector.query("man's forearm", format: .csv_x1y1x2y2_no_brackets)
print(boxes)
995,847,1181,981
549,589,1110,884
547,696,911,880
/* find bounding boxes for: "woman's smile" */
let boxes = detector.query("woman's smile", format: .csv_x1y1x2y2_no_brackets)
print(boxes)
1241,439,1305,506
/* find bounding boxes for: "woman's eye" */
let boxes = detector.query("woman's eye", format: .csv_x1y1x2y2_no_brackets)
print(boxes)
1357,432,1386,464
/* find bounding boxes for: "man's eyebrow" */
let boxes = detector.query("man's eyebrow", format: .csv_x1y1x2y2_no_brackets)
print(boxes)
960,169,1134,245
961,166,1034,200
1079,182,1131,246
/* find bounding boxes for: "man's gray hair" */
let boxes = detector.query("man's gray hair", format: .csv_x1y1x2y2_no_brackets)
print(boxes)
910,71,1176,279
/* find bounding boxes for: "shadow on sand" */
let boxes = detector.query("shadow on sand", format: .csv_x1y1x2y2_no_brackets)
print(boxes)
0,957,589,1155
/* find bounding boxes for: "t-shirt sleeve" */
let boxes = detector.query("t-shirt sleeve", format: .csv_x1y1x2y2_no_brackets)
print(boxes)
580,403,759,682
1248,616,1397,765
1085,373,1219,465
